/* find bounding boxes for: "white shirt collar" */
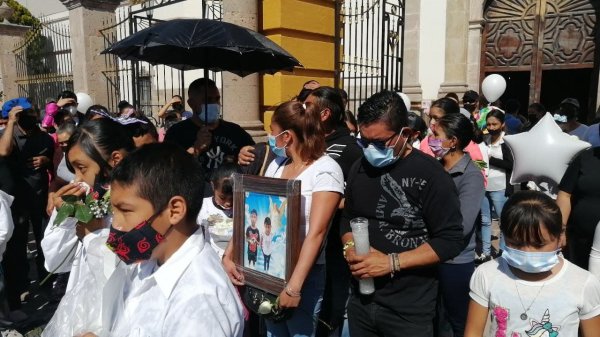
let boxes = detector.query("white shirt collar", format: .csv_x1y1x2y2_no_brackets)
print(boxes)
135,226,207,299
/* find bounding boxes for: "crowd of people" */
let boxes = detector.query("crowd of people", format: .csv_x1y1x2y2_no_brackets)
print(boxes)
0,76,598,337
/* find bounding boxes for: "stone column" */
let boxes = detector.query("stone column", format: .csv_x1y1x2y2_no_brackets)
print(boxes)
402,0,422,106
0,23,30,100
466,0,485,91
222,0,266,141
438,0,469,97
60,0,119,109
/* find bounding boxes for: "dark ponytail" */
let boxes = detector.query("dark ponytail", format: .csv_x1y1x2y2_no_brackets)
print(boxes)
437,114,474,150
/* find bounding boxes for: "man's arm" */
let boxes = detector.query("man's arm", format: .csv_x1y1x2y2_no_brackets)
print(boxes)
157,98,176,118
0,107,21,157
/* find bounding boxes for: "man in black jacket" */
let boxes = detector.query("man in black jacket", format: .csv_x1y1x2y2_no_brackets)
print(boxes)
342,90,464,337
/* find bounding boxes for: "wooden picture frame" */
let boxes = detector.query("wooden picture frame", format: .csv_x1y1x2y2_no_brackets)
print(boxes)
232,174,303,295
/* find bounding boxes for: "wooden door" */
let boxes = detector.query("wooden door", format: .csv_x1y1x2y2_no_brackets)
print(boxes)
482,0,597,105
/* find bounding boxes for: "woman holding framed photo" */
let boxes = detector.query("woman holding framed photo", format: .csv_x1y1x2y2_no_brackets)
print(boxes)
223,101,344,337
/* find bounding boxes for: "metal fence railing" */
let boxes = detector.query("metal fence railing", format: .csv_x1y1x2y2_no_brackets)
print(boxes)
100,0,223,124
14,15,73,110
335,0,405,114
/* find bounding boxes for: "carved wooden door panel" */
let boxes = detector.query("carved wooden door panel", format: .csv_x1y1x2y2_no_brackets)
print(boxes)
483,0,596,103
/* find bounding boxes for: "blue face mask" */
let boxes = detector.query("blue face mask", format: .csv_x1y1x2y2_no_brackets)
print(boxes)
502,246,560,273
268,130,288,158
198,103,220,124
360,128,409,168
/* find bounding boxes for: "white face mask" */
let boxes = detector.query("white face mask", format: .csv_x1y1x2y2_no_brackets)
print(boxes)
198,104,220,124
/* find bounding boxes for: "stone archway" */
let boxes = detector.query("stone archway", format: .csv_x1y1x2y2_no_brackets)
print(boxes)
482,0,600,121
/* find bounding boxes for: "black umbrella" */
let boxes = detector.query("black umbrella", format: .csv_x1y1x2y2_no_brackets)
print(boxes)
101,18,301,76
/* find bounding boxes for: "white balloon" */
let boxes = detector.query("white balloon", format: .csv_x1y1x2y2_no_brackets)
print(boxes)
503,112,591,185
76,92,94,114
397,92,411,112
481,74,506,103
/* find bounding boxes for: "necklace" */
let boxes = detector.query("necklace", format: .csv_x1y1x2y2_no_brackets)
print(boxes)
514,280,545,320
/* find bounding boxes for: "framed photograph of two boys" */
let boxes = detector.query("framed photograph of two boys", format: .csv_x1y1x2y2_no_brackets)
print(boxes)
232,174,303,295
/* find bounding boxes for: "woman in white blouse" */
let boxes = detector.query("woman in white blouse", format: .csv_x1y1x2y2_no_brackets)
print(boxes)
224,101,344,337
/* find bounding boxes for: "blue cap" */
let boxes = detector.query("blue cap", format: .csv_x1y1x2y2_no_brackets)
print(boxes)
2,98,33,119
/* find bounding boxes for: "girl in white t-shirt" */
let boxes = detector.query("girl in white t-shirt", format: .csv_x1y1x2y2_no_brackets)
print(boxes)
197,163,241,258
465,190,600,337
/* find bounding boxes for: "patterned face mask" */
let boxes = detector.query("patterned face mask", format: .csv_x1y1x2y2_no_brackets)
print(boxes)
106,212,168,265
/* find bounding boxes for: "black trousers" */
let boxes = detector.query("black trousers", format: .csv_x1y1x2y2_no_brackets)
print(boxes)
2,191,48,310
348,295,434,337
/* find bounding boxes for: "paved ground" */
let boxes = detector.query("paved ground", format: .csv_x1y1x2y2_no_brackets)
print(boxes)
1,236,58,337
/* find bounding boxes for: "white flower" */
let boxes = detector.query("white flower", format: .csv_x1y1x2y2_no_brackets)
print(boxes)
257,300,273,315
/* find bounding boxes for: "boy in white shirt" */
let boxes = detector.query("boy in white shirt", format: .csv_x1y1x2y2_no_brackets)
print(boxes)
261,217,273,271
97,143,243,337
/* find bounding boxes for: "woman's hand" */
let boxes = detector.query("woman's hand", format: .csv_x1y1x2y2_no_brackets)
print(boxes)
222,255,245,286
277,290,301,309
52,183,87,209
347,247,391,279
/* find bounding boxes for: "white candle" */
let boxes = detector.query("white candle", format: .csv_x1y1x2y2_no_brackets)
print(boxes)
350,217,375,295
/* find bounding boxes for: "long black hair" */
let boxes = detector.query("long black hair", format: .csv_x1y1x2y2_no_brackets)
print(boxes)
66,119,135,183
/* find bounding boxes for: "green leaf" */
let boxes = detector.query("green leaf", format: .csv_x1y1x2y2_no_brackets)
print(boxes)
61,195,79,203
74,204,93,224
85,193,93,204
473,160,488,170
54,203,75,226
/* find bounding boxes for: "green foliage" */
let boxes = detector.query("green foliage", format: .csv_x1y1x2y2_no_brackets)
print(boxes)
5,0,39,27
4,1,50,75
473,160,488,170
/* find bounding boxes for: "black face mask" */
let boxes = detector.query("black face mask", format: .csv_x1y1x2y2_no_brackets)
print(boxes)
488,128,502,136
172,103,183,111
18,115,38,131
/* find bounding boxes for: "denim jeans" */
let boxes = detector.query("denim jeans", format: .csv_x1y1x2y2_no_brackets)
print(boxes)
266,264,325,337
480,190,507,255
437,262,475,337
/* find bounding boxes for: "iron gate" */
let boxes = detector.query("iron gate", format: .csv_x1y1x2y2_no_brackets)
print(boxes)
335,0,405,114
100,0,223,121
14,16,73,110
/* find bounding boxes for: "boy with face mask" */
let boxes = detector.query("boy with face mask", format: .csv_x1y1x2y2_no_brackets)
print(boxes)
100,143,243,337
